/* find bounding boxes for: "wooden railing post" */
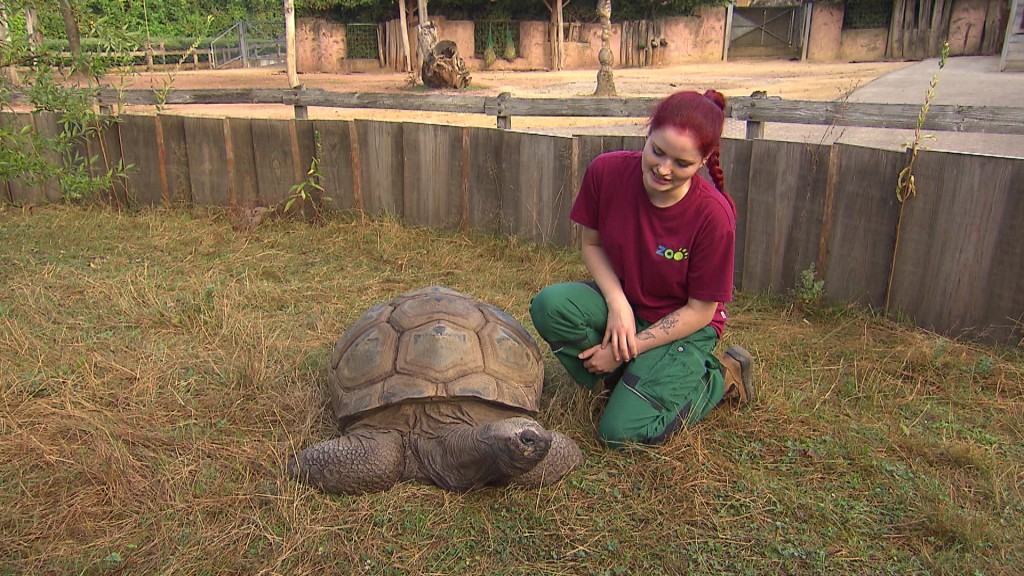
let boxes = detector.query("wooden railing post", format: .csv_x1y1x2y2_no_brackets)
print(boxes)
746,120,764,139
495,92,512,129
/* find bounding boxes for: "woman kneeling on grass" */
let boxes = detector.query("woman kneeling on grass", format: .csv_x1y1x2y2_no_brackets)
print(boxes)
530,90,754,447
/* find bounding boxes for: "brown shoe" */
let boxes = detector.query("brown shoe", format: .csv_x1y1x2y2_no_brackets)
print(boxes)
720,345,755,406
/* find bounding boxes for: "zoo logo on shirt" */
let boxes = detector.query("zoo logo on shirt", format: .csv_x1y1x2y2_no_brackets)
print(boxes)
655,245,689,262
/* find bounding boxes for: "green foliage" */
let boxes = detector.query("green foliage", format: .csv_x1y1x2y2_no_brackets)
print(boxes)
1,1,138,204
33,0,282,39
282,131,330,221
793,262,826,311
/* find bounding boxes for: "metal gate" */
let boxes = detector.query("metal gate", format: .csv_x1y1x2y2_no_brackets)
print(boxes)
729,6,805,59
209,21,285,69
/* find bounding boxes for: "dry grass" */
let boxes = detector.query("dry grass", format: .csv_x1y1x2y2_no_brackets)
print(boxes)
1,204,1022,575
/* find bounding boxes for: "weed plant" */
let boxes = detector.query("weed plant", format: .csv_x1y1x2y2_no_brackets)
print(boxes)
0,205,1021,575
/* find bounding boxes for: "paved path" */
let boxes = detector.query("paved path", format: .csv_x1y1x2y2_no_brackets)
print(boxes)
750,55,1024,157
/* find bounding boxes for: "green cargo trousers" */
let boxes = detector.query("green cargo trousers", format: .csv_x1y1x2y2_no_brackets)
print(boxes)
530,281,726,447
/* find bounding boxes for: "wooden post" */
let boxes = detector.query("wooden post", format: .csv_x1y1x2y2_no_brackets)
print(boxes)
285,0,299,88
800,2,812,62
239,21,250,69
555,0,564,71
398,0,412,72
723,2,733,61
746,120,764,139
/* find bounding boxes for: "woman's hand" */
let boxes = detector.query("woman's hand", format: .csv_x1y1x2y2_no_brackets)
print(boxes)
603,297,638,363
579,342,623,375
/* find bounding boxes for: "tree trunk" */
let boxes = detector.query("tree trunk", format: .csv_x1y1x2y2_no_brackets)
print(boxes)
0,0,19,83
594,0,616,96
59,0,81,57
25,7,42,49
398,0,412,72
415,0,436,82
284,0,299,87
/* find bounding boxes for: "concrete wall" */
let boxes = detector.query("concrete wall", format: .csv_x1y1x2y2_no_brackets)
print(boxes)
661,8,729,62
807,3,844,61
297,18,348,73
840,28,889,61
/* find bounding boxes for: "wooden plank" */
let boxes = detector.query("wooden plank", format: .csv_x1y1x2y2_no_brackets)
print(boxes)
401,123,465,229
183,116,229,206
500,131,576,246
887,152,1024,344
118,114,163,206
355,120,403,217
32,112,63,203
6,113,45,204
821,144,904,309
466,127,506,235
157,114,191,206
82,115,128,207
251,118,316,209
720,138,754,291
740,140,830,293
225,118,259,207
313,119,357,212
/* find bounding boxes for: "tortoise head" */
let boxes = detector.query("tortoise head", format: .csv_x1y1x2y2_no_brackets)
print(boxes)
482,417,554,477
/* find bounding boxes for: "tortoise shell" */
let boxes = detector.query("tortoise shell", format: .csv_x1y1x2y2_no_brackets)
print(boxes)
327,286,544,426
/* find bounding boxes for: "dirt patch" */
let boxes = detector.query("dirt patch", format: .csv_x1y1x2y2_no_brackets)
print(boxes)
109,60,909,130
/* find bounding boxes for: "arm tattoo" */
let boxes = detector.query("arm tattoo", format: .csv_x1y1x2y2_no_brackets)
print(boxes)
654,311,680,334
638,311,681,342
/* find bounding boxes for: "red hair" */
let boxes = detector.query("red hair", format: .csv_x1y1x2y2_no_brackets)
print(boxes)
648,90,735,216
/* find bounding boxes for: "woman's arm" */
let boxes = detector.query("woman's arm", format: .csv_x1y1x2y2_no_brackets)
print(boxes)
580,298,718,375
634,299,717,354
579,226,638,364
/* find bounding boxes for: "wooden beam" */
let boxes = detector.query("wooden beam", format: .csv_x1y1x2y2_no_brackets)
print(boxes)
93,89,1024,136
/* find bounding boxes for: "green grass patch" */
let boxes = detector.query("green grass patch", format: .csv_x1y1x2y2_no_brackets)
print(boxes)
0,204,1021,575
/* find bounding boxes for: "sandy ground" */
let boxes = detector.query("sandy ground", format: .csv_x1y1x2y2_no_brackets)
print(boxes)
108,60,911,131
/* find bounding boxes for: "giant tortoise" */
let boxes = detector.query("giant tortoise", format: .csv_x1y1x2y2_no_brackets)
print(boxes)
288,286,583,494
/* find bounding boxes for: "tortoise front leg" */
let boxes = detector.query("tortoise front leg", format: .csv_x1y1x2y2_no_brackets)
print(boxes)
288,430,405,495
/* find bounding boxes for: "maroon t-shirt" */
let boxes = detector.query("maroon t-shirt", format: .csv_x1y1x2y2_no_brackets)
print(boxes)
570,150,736,336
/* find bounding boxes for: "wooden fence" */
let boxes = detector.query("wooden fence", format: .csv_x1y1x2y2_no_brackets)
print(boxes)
2,102,1023,345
